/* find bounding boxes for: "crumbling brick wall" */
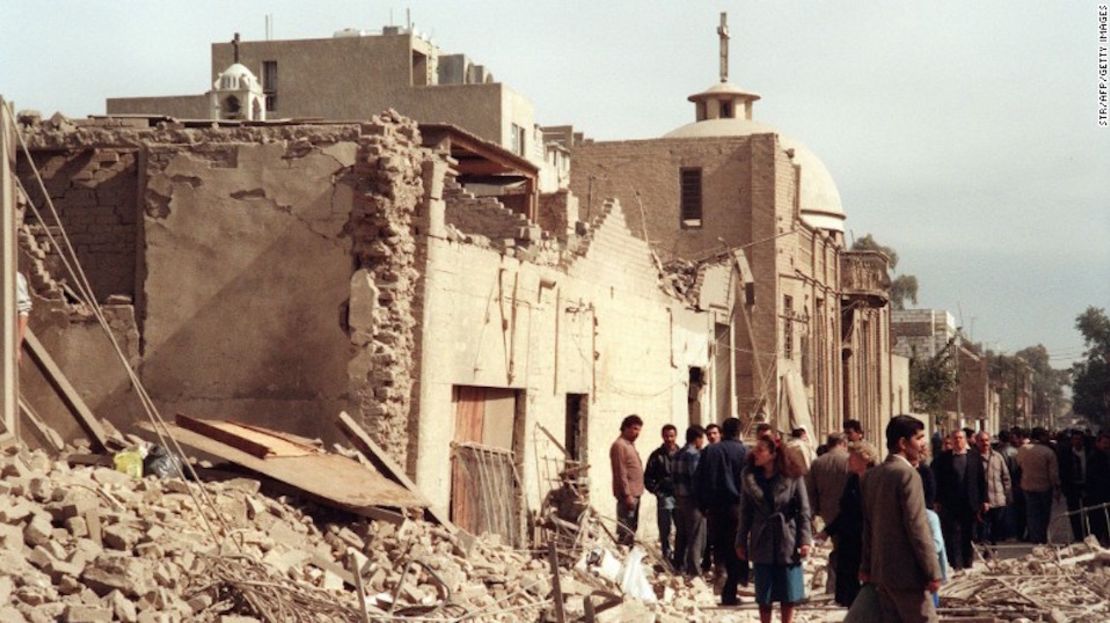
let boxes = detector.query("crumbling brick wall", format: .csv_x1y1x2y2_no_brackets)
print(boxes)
347,111,437,466
16,147,138,302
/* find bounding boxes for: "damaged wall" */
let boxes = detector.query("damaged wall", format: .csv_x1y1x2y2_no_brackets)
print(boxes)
17,147,139,303
17,117,435,458
416,182,713,538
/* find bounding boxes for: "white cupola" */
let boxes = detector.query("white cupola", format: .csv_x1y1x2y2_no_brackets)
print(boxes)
208,33,265,121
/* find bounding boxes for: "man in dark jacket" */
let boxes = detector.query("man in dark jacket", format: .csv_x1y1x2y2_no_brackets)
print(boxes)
694,417,749,605
1059,429,1094,542
932,429,986,570
644,424,680,562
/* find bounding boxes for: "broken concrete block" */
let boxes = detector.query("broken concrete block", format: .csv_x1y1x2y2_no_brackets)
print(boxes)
24,514,54,547
102,524,139,551
0,498,34,523
106,590,138,623
63,604,113,623
0,522,23,551
66,516,89,539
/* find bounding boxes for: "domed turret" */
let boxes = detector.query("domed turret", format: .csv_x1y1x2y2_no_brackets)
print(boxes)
666,15,845,232
207,33,266,121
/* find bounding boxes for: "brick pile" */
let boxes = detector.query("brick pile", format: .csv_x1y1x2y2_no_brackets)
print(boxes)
2,441,788,622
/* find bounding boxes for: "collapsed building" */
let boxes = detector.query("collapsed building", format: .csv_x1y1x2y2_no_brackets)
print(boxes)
4,16,907,551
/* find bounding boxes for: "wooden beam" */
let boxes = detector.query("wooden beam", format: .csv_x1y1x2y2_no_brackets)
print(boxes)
136,420,426,514
18,395,64,452
176,414,275,458
22,330,109,453
335,411,457,532
547,540,565,623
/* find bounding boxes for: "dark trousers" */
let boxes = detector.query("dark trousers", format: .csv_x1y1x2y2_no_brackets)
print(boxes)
940,508,975,569
1065,492,1088,542
1025,489,1052,544
1008,487,1027,540
707,503,749,604
975,506,1007,545
673,495,706,575
656,496,676,560
616,497,640,546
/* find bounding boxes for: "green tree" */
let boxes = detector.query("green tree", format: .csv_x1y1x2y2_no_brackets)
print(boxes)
851,234,919,310
1014,344,1070,424
911,337,959,415
1072,307,1110,427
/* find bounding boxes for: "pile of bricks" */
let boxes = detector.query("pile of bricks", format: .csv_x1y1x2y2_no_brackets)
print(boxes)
0,441,761,622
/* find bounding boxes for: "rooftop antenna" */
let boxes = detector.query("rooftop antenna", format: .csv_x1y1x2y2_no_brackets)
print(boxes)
406,8,411,31
717,12,730,83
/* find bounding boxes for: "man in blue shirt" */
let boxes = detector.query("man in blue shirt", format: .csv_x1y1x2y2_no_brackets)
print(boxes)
694,417,749,605
673,425,707,575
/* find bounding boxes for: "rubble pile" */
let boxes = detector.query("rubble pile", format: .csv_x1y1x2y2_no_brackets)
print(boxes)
659,258,699,306
940,538,1110,622
0,442,775,623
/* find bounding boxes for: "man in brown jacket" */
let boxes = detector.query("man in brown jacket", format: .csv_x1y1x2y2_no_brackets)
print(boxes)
807,432,850,593
610,415,645,545
861,415,942,622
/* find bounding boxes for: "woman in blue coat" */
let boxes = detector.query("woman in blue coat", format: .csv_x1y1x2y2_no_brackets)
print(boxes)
736,436,812,623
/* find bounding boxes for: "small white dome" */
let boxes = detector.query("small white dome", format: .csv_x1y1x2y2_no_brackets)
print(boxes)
664,118,845,232
213,63,260,91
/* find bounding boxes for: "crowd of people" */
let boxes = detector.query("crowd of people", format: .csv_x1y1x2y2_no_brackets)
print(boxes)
610,413,1110,623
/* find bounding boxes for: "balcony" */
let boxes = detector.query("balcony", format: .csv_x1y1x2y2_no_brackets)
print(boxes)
840,250,891,307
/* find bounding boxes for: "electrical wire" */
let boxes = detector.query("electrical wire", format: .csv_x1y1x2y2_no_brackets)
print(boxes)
4,102,240,554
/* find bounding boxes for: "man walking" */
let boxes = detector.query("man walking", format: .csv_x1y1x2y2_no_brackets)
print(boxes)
610,415,644,546
1060,430,1093,541
860,415,943,622
673,425,707,575
807,432,851,593
975,431,1012,548
644,424,680,561
932,429,986,570
694,417,749,605
1017,427,1060,544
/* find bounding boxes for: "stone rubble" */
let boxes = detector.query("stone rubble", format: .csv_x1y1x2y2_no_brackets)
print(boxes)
0,442,783,622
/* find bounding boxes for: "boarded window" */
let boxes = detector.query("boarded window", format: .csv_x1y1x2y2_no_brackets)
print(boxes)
680,167,702,228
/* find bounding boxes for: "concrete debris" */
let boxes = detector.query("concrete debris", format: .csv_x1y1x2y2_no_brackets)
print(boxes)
939,538,1110,622
0,442,750,622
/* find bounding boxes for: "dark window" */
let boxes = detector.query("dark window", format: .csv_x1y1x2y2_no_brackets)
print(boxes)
720,101,733,118
262,61,278,112
680,167,702,228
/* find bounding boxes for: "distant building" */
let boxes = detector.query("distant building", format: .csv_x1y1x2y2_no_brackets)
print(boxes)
563,14,900,443
106,27,552,183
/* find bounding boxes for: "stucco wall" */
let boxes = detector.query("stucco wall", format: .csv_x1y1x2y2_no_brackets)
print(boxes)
138,137,358,438
416,194,711,538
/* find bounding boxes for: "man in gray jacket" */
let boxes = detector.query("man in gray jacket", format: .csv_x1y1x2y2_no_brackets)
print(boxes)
861,415,942,622
807,432,850,594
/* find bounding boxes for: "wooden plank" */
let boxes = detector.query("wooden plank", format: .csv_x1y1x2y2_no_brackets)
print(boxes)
335,411,454,529
18,395,64,451
137,420,426,514
547,540,565,623
176,414,313,458
23,330,109,453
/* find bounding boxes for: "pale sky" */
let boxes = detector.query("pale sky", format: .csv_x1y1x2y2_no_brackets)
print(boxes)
2,1,1107,367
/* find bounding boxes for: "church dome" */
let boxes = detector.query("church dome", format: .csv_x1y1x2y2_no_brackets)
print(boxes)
665,114,845,233
213,63,260,91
